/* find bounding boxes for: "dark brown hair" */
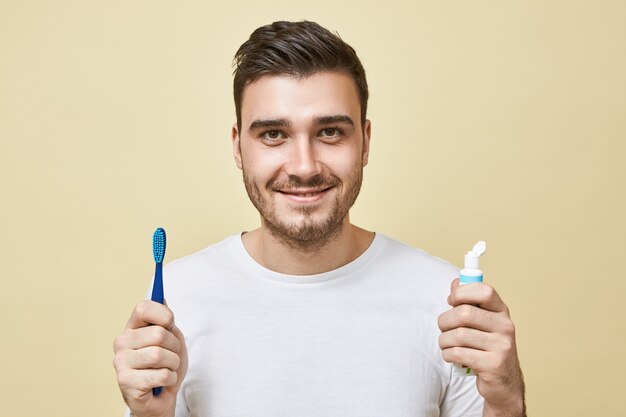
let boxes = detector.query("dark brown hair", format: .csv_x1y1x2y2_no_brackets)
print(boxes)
233,21,368,131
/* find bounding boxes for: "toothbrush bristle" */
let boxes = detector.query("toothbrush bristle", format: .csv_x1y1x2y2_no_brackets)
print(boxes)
153,227,166,263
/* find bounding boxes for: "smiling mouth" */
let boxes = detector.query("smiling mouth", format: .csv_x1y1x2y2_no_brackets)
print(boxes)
278,186,333,196
276,186,334,203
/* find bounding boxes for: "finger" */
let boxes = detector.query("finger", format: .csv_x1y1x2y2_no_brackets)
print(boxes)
438,304,510,333
171,323,185,342
441,346,494,373
442,347,506,375
171,325,188,357
117,368,178,392
438,327,492,351
128,346,181,372
115,326,182,353
126,301,175,330
446,278,459,305
449,283,508,313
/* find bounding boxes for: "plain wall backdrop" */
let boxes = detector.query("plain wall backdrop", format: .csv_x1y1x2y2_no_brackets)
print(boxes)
1,1,625,416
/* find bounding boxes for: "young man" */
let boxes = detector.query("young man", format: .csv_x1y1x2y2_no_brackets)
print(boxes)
113,21,526,417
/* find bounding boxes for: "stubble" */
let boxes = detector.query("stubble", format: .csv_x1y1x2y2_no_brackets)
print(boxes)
242,165,364,252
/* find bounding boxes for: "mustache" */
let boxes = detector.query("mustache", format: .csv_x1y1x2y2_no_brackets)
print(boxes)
268,174,340,192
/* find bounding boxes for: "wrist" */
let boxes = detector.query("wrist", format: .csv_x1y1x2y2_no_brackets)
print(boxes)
482,397,526,417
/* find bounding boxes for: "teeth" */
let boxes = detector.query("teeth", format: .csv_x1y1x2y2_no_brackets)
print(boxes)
282,190,325,196
280,188,331,197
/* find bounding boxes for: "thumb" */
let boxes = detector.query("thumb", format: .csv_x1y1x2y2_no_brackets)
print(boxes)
171,323,188,388
162,298,176,330
447,278,460,305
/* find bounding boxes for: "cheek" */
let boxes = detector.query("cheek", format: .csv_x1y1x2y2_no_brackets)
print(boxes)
241,147,285,181
324,149,362,176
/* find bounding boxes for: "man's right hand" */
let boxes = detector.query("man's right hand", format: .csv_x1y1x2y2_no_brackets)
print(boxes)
113,301,188,417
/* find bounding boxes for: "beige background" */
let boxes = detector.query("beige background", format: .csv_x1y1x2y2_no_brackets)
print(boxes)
1,1,625,416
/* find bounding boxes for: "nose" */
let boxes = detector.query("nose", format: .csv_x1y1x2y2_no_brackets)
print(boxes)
285,137,322,180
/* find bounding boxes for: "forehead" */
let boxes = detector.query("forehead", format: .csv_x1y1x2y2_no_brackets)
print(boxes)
240,71,361,127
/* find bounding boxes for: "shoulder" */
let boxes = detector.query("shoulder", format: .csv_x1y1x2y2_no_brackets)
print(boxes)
160,234,245,292
368,234,459,305
159,234,245,311
163,233,240,274
376,234,459,277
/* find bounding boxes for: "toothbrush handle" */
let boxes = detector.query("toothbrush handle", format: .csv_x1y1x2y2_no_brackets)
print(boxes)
151,262,164,395
151,262,164,304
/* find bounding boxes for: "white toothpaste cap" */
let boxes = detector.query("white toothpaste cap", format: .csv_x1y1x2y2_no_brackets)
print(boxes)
464,241,487,269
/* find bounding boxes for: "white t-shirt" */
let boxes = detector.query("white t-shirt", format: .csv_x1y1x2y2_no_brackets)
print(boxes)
134,233,483,417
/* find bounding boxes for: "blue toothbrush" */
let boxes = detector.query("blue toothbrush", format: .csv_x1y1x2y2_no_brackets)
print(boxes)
151,227,166,396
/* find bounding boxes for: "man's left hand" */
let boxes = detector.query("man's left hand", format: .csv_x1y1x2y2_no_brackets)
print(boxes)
438,278,526,417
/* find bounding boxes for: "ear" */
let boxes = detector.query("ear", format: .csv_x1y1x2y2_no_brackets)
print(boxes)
232,123,243,170
361,119,371,167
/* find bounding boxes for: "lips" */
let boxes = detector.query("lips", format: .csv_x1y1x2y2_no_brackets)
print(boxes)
279,187,332,196
277,186,334,203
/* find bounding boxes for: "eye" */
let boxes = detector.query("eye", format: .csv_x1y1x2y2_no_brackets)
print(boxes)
264,130,282,139
259,130,287,144
320,127,341,138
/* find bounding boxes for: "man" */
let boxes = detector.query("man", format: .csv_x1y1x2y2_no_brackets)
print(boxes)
113,21,526,417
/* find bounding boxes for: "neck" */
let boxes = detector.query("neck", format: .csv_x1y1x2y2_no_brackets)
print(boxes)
241,217,374,275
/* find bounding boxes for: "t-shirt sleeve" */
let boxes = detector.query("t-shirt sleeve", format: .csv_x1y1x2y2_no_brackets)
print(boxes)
440,374,484,417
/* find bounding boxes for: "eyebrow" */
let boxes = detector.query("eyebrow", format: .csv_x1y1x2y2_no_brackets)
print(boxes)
248,114,355,133
313,115,355,127
248,119,291,133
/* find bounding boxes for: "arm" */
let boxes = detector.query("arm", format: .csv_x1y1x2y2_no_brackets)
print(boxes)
113,300,189,417
438,279,526,417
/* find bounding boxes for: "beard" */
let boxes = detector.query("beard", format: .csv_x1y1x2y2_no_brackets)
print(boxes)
242,164,364,252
